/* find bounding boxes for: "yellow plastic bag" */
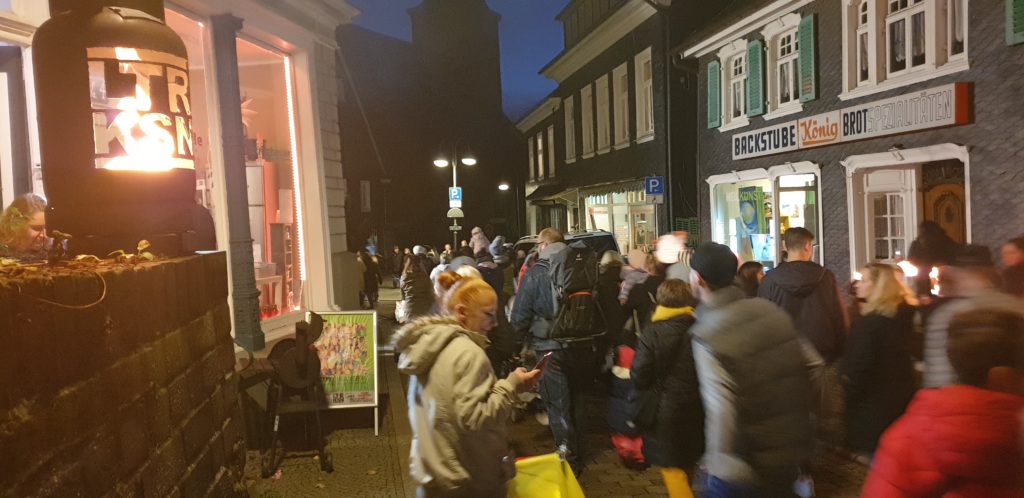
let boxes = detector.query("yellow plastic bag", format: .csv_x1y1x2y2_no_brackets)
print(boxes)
509,453,585,498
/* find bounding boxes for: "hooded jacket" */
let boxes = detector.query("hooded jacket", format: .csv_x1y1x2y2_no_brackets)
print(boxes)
510,242,568,351
393,316,524,496
692,286,815,487
758,260,847,362
631,306,705,469
861,386,1024,497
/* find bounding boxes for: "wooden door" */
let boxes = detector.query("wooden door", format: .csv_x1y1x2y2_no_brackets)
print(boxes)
924,184,966,244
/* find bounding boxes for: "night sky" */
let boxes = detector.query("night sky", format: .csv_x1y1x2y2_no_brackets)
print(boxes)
347,0,569,121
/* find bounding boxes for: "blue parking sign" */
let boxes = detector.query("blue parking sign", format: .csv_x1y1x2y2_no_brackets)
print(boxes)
449,187,462,201
645,176,664,195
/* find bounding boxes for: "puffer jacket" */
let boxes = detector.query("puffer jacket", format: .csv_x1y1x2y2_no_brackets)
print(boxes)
393,316,524,497
758,260,848,362
631,306,705,469
401,269,434,321
862,386,1024,497
691,286,815,487
510,242,568,352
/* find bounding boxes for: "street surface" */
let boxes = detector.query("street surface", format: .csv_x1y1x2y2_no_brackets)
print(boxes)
243,286,868,497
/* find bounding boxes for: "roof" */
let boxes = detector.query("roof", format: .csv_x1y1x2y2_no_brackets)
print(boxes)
515,97,561,133
674,0,796,59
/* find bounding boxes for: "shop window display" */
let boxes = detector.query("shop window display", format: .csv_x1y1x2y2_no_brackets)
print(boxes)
236,37,306,320
585,189,657,252
713,178,775,267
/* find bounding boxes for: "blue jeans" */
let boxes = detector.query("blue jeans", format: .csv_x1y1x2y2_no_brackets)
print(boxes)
538,346,592,475
702,475,797,498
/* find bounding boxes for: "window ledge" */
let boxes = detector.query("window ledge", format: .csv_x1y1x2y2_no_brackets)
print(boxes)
613,141,631,150
763,102,804,121
839,59,970,101
565,157,577,164
597,147,611,155
718,117,750,133
635,134,655,144
582,152,596,159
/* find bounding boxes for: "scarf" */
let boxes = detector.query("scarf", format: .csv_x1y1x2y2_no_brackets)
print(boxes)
650,305,694,322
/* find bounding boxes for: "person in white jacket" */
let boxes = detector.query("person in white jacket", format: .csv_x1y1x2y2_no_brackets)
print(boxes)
393,273,540,497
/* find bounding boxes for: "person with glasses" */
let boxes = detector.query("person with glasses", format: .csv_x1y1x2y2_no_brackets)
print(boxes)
0,193,50,260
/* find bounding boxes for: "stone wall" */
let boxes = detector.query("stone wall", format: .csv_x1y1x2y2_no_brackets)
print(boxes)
0,253,244,497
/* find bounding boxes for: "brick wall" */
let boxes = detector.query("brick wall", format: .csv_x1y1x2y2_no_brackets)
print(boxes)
693,1,1024,283
0,254,245,497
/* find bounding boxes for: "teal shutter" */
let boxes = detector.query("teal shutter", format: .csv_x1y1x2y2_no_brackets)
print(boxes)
1009,0,1024,45
707,60,721,129
746,40,765,117
799,14,817,103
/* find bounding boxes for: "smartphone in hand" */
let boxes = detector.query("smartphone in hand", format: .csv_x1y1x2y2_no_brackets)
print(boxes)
533,352,554,371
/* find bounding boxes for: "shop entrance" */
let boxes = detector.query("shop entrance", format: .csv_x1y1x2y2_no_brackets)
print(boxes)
850,156,966,268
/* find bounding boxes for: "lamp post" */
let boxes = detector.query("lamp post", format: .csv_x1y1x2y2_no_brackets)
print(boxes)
434,143,476,248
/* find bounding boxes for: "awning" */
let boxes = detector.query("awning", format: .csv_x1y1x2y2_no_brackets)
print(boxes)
578,179,644,198
526,183,568,202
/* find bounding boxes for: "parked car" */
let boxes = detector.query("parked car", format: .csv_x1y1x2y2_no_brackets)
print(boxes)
512,230,620,268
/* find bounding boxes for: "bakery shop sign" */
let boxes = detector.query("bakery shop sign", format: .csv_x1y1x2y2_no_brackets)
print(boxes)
732,83,970,160
89,47,194,171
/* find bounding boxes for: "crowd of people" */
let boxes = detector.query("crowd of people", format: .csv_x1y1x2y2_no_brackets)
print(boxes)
390,223,1024,498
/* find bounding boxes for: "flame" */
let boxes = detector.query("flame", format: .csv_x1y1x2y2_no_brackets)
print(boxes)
102,48,179,172
896,260,919,277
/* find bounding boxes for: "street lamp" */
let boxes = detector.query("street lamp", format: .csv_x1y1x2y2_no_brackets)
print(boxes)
433,143,476,247
497,182,510,191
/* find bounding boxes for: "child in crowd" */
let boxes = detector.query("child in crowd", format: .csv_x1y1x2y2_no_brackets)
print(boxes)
861,308,1024,497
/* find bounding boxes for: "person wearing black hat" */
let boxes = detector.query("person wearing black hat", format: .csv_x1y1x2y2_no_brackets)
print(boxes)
923,244,1023,388
688,242,818,497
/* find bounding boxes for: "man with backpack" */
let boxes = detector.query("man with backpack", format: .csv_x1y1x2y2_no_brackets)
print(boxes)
511,228,602,475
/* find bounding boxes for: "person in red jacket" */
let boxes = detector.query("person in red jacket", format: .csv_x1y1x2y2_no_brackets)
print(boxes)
862,307,1024,497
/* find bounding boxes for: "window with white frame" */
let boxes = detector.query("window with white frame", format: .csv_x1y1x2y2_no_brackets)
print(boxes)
857,0,871,84
528,136,536,181
596,74,611,152
564,96,576,162
729,55,747,119
612,62,630,147
715,40,749,130
761,14,803,117
634,47,654,140
869,192,907,261
535,131,545,179
886,0,927,76
547,125,556,177
581,84,594,156
842,0,968,98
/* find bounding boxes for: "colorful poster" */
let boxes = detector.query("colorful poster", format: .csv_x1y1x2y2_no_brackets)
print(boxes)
738,186,767,234
314,312,378,408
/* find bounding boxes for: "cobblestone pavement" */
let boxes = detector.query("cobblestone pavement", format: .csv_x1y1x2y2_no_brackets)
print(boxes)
241,285,867,497
507,388,868,498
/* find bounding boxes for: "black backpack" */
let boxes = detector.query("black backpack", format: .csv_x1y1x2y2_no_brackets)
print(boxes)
545,241,603,343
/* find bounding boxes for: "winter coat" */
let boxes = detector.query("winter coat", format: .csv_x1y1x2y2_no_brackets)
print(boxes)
923,289,1023,388
623,275,664,335
861,386,1024,497
401,270,435,321
597,268,625,345
758,260,848,363
393,316,524,497
691,285,815,487
362,256,382,292
510,243,568,351
839,304,917,454
470,231,491,257
389,252,404,275
477,262,504,301
631,306,705,469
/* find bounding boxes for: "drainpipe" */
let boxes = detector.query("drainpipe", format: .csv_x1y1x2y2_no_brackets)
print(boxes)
211,15,264,352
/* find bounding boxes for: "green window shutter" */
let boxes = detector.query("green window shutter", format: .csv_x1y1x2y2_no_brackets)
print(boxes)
746,40,765,117
707,60,722,129
1009,0,1024,45
799,14,817,103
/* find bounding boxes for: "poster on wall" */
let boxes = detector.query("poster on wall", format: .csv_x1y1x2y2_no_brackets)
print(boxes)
314,311,378,408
